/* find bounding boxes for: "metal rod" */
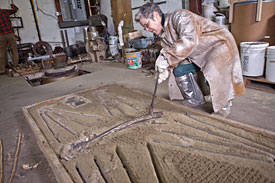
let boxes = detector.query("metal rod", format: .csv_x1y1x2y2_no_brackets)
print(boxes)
87,0,92,16
64,30,70,47
72,112,163,149
60,30,66,48
83,28,87,44
29,0,42,41
61,112,163,160
149,72,160,115
256,0,263,22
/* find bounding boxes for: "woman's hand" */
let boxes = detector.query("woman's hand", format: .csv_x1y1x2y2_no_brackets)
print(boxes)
155,54,170,84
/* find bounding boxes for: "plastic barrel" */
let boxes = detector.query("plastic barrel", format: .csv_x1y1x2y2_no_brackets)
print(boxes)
265,46,275,82
240,42,269,76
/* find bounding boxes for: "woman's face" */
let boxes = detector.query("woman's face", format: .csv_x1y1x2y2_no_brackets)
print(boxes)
139,12,162,35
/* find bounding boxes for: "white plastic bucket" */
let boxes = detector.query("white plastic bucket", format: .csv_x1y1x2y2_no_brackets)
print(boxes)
125,49,142,69
265,46,275,82
109,45,118,56
109,36,118,45
240,42,269,76
215,13,226,25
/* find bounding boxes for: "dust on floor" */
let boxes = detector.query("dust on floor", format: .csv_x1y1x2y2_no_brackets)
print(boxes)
24,84,275,183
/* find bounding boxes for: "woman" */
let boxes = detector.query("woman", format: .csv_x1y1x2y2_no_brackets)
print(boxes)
135,2,246,117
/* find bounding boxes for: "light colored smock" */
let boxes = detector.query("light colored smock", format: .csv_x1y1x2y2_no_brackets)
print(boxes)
159,9,246,112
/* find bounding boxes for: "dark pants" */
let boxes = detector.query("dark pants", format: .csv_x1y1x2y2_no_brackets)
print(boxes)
0,33,18,73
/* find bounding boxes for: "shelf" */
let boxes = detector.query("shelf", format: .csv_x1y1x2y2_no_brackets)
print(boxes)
244,76,275,94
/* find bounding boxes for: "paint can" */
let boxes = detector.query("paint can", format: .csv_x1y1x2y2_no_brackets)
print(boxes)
265,46,275,82
125,49,142,69
240,42,269,76
109,44,119,56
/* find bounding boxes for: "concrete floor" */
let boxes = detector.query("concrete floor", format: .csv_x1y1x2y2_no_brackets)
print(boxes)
0,62,274,183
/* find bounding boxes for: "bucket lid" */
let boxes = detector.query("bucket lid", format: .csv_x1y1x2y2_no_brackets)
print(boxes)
215,13,225,17
267,46,275,54
125,51,141,55
240,42,269,48
125,48,137,52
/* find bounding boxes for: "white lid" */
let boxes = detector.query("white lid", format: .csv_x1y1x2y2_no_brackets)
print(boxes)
240,42,269,48
267,46,275,50
267,46,275,54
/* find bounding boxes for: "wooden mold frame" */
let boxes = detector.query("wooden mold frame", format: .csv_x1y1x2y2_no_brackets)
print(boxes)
22,84,275,183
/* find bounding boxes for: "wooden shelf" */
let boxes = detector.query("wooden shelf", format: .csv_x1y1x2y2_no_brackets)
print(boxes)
244,76,275,94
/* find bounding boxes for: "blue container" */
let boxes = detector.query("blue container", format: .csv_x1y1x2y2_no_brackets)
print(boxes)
129,37,154,49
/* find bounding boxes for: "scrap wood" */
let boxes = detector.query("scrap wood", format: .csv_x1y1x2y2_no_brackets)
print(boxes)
8,134,23,183
0,139,3,183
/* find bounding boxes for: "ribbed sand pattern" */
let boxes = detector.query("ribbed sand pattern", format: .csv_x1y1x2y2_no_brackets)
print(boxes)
24,84,275,183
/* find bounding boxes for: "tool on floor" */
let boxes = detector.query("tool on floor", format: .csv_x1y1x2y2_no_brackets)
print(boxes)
149,72,160,115
61,111,163,160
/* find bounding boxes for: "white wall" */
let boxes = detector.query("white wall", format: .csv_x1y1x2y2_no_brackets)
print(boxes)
0,0,184,48
33,0,62,46
0,1,39,43
100,0,183,38
0,0,87,48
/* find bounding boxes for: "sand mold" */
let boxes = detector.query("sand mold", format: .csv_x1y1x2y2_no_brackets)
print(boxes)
25,84,275,183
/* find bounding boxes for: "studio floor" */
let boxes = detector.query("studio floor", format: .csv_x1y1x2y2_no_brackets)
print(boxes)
0,62,274,183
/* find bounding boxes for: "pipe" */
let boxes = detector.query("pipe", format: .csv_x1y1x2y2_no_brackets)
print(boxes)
87,0,92,16
64,30,69,47
29,0,42,41
60,30,66,48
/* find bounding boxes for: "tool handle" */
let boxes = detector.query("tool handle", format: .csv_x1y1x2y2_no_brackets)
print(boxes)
149,72,160,115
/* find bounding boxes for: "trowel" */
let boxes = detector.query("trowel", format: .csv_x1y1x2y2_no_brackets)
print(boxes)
149,72,160,115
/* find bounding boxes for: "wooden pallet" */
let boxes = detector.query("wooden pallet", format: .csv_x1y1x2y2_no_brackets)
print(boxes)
9,67,41,77
244,76,275,94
